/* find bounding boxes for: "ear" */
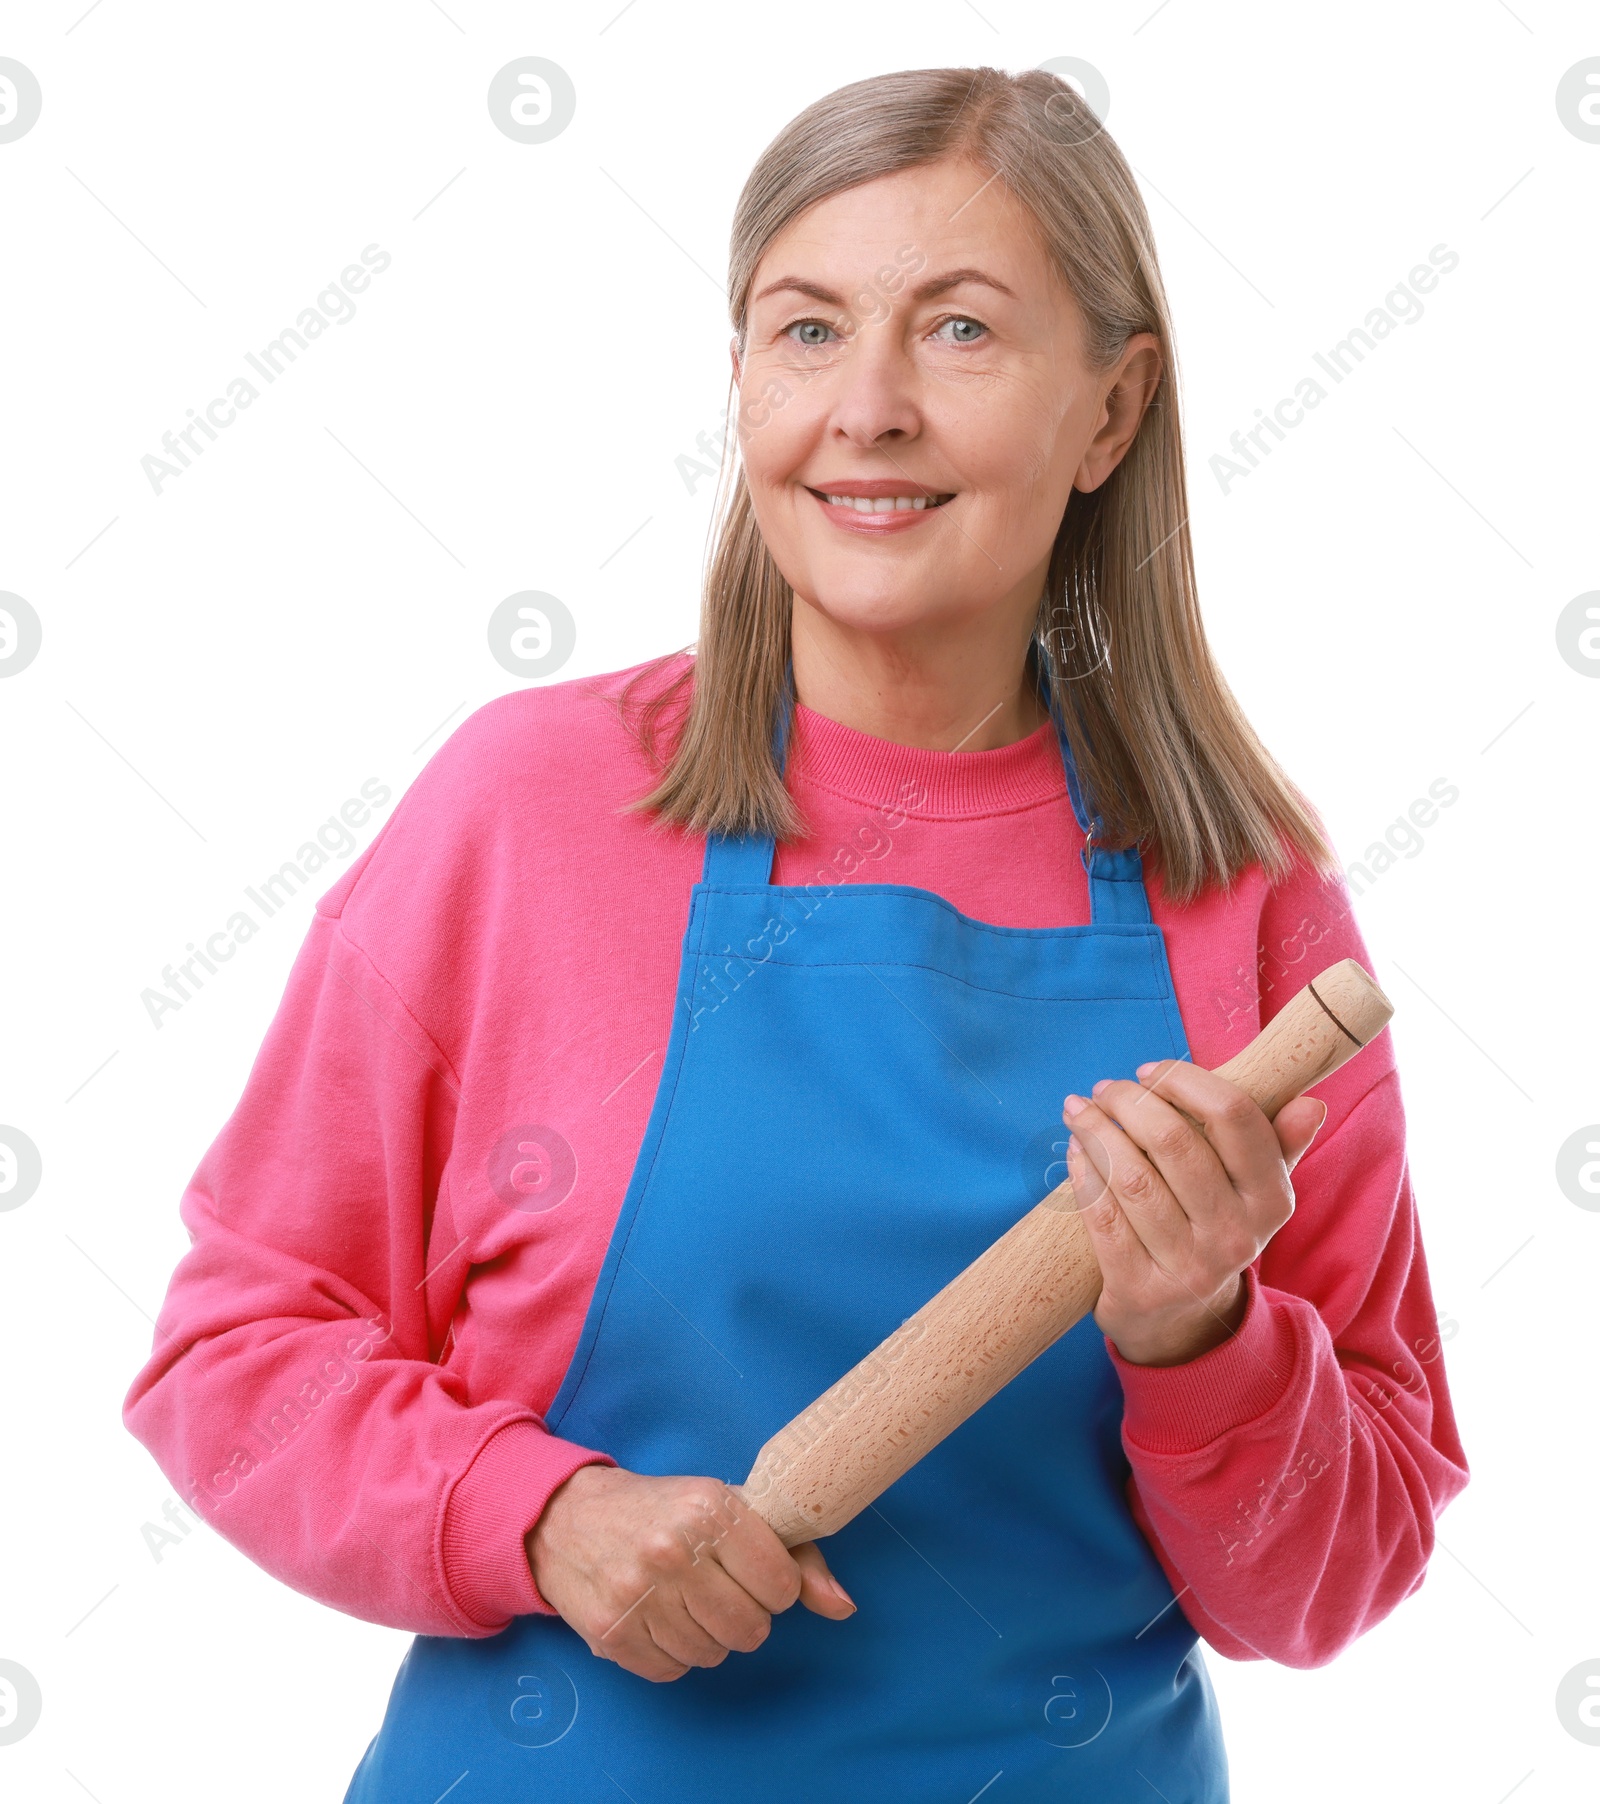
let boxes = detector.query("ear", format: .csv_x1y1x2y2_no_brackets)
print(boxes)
729,335,743,383
1074,333,1162,495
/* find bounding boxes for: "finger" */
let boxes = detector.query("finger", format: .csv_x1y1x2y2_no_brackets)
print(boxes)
1273,1096,1328,1173
1131,1059,1286,1206
591,1570,719,1673
644,1598,733,1671
615,1640,691,1683
590,1616,691,1683
680,1559,775,1655
1064,1133,1158,1295
710,1492,805,1616
791,1540,856,1619
1085,1077,1235,1236
590,1583,694,1681
1063,1092,1189,1268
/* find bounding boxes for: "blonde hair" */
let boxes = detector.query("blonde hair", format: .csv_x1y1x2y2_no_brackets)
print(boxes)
614,65,1337,902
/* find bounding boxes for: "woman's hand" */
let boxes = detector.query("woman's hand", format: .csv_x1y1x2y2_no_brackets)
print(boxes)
1062,1059,1328,1367
525,1465,856,1682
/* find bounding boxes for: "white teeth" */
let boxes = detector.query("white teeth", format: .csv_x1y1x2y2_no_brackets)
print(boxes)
823,493,938,511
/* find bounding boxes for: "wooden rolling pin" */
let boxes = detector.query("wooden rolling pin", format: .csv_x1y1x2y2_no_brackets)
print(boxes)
735,957,1393,1545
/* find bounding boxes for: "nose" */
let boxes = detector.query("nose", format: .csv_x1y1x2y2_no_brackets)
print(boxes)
827,316,922,452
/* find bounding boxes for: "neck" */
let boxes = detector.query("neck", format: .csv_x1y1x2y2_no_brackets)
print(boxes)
789,591,1050,753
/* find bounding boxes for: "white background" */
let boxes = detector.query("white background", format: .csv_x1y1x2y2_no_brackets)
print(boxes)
1,2,1596,1800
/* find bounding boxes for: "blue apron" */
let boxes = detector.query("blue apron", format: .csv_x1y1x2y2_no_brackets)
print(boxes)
345,690,1228,1803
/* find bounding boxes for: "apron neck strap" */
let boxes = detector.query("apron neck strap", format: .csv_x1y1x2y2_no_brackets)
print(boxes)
700,645,1152,926
700,664,791,887
702,830,780,887
1034,644,1154,926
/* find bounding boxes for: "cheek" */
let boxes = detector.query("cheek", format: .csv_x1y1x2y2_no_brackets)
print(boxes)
934,380,1065,495
739,391,823,494
1018,433,1068,492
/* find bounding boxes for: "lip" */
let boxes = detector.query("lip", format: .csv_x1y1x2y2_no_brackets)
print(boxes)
805,478,956,536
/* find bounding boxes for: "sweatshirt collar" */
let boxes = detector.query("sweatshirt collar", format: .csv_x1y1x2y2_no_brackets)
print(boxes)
787,700,1068,820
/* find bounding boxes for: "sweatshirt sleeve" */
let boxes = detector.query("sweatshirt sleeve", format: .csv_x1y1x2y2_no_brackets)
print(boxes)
121,901,614,1638
1104,863,1470,1668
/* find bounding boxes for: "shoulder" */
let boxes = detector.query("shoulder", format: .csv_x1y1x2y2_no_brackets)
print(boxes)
1248,831,1378,1027
391,650,688,839
1152,817,1396,1090
1151,811,1369,982
316,651,694,933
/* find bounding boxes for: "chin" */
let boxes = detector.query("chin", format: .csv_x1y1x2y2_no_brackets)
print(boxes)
800,578,964,637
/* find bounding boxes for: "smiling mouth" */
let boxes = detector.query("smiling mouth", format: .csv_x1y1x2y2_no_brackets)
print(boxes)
805,487,955,513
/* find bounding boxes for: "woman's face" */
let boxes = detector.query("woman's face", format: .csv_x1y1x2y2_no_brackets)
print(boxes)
736,156,1160,642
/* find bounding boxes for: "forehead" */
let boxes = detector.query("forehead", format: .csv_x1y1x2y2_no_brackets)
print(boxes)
750,157,1057,293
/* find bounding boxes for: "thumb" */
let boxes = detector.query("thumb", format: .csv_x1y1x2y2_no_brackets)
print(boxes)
1274,1096,1328,1173
790,1540,856,1619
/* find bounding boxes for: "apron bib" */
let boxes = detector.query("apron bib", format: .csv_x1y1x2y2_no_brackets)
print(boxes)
345,694,1228,1803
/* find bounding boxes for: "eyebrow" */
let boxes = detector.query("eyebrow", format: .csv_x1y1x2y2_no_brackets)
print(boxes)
749,267,1018,308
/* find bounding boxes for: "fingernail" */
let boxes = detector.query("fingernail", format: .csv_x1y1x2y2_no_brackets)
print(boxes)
830,1578,856,1611
1091,1079,1111,1096
1066,1133,1081,1162
1313,1100,1329,1132
1063,1093,1085,1118
1136,1061,1157,1080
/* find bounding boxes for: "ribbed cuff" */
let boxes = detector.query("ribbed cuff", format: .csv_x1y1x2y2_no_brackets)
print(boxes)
1106,1266,1301,1456
441,1418,615,1629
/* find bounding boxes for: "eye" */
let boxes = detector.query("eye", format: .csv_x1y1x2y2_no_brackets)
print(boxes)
933,316,988,345
786,319,837,348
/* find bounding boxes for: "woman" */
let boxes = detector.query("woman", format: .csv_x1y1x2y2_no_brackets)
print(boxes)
125,65,1469,1802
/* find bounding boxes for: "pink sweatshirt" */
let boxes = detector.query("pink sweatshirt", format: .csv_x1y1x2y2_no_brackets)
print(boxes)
123,653,1469,1668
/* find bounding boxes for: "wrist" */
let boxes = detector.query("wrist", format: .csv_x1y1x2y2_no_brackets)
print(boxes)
525,1461,617,1590
1111,1272,1248,1368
